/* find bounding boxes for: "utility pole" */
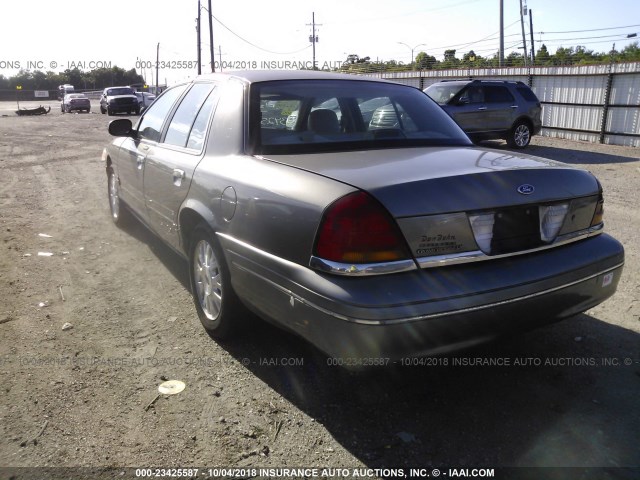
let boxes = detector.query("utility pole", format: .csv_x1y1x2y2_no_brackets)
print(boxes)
499,0,504,67
196,0,202,75
529,9,535,65
155,43,159,95
306,12,321,70
208,0,215,72
519,0,528,66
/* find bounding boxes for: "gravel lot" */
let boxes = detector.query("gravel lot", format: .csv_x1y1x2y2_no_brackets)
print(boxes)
0,100,639,479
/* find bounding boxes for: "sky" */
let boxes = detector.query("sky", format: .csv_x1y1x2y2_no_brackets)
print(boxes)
1,0,639,86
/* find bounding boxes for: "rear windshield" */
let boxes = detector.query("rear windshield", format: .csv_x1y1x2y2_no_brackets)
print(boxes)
249,80,471,155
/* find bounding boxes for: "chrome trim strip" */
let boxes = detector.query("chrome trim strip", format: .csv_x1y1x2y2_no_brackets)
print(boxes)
217,232,416,277
235,259,624,326
417,224,604,269
309,256,417,276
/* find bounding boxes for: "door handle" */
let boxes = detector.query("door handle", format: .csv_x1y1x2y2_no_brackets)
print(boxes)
477,107,487,111
136,155,145,170
173,169,185,187
510,105,519,109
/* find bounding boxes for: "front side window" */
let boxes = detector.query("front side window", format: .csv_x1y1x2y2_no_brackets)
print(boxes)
250,80,471,155
135,84,188,142
424,84,465,105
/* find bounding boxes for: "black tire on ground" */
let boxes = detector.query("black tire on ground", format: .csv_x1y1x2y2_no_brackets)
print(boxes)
188,224,244,339
107,107,114,116
507,121,532,149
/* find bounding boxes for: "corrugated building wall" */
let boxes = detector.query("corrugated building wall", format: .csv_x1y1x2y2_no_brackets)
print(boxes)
362,62,640,147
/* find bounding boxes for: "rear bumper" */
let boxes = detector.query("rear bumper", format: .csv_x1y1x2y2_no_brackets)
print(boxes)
68,103,90,111
221,233,624,360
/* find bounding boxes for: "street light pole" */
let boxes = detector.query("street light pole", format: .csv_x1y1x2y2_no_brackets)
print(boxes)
397,42,427,68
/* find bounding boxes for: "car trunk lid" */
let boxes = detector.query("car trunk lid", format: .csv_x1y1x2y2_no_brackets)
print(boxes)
262,146,599,218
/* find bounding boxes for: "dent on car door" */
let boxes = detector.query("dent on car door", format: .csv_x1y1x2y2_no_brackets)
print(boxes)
143,83,220,250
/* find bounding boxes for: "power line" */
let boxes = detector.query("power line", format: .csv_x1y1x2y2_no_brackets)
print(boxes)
539,33,637,43
539,23,640,35
210,13,309,55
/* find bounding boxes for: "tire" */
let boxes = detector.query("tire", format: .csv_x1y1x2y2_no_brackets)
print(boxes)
134,107,140,115
189,225,243,339
107,169,131,227
107,106,114,116
507,121,532,149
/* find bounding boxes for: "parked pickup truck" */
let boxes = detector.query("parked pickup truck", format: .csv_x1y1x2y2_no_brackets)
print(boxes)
100,86,140,116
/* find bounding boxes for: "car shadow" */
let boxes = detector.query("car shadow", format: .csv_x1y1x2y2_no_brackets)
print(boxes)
120,211,640,470
216,312,640,469
478,140,640,165
117,215,191,291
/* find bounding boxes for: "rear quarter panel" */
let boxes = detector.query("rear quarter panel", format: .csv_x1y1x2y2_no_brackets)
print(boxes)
187,78,355,267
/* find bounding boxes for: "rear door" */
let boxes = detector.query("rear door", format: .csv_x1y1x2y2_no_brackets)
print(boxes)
483,85,517,132
142,82,220,250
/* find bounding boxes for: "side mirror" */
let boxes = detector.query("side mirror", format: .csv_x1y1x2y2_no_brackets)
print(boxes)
108,119,133,137
455,97,469,105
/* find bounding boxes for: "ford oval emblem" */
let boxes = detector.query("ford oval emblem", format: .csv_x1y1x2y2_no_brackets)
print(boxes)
517,184,535,195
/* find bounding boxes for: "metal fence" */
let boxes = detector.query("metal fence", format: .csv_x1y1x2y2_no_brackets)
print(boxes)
360,62,640,148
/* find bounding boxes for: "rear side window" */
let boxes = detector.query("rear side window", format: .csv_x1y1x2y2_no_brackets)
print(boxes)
485,86,515,103
187,88,220,150
516,86,539,102
136,84,188,142
164,83,216,148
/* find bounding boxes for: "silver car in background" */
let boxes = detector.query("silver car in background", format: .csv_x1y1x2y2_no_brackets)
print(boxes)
61,93,91,113
102,70,623,363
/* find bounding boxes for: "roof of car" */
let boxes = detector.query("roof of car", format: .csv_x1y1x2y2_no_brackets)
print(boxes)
193,69,395,85
430,79,527,86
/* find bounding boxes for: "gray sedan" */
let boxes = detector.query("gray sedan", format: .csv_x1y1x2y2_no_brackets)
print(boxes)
102,70,624,363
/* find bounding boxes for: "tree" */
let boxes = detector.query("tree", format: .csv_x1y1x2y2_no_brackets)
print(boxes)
505,51,525,67
415,51,437,70
553,47,574,65
441,49,459,69
620,42,640,62
535,44,551,65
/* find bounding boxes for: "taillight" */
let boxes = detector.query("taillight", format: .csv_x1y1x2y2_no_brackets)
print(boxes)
591,195,604,227
314,191,411,263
